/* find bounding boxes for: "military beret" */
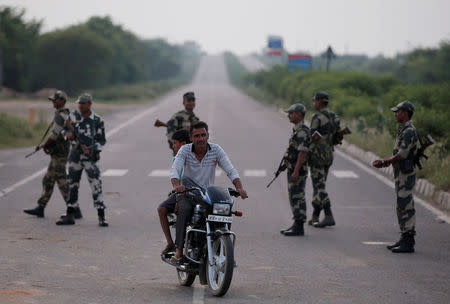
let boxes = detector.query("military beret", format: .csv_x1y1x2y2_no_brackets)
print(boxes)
391,101,415,113
183,92,195,100
312,92,329,103
48,90,68,101
284,103,307,115
76,93,93,104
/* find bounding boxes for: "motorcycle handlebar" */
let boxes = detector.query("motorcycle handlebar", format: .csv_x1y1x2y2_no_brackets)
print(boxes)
170,187,241,198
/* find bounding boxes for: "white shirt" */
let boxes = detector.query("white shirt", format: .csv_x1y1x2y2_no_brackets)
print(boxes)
170,143,240,189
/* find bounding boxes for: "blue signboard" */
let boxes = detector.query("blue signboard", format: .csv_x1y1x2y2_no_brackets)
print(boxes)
267,36,283,50
288,54,312,71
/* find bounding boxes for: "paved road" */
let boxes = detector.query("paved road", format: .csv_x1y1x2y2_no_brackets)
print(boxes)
1,55,449,304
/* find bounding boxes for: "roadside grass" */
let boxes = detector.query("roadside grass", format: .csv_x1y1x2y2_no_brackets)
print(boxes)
0,113,48,149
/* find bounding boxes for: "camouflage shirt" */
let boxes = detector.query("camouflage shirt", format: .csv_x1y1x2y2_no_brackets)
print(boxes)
166,109,199,142
284,121,311,171
309,108,341,166
65,110,106,154
393,120,418,174
45,108,70,157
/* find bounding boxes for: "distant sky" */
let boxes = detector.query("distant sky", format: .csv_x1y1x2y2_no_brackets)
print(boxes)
1,0,449,57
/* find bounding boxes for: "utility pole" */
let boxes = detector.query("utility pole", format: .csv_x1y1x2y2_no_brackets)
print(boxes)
325,46,336,72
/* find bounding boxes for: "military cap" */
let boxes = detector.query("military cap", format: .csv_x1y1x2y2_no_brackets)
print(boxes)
48,90,68,101
391,101,415,113
312,92,329,103
284,103,307,115
183,91,195,100
76,93,93,104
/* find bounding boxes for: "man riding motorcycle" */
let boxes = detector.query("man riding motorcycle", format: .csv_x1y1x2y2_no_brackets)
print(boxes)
169,121,248,265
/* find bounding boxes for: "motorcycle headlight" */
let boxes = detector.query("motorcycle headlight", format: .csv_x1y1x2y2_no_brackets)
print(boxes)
212,203,231,215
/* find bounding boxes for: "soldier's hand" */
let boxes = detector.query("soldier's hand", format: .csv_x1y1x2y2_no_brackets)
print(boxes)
372,160,384,168
67,132,75,140
291,171,300,183
83,146,92,156
154,119,166,127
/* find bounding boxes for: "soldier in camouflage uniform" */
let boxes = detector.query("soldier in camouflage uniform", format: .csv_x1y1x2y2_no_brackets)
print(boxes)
24,90,83,218
308,92,341,228
280,104,311,236
154,92,199,154
373,101,418,253
56,93,108,227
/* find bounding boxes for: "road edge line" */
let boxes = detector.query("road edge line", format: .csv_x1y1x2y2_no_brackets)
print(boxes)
336,149,450,224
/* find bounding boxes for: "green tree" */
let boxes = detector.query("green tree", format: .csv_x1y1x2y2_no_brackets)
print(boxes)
33,26,112,94
0,7,41,91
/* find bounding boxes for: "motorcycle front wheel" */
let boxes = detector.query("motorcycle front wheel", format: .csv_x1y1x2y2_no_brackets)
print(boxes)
177,269,196,286
206,234,234,297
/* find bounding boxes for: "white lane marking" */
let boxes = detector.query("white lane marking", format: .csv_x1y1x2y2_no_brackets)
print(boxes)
192,286,205,304
149,169,171,177
332,170,359,178
336,149,450,224
0,168,47,198
102,169,128,177
363,241,392,245
244,169,267,177
215,169,223,177
0,99,168,199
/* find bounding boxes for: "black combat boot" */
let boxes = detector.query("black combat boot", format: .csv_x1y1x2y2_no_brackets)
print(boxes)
314,206,335,228
23,206,44,218
387,235,403,250
56,208,75,225
60,207,83,219
308,207,321,226
98,209,109,227
391,232,415,253
280,223,294,234
282,221,304,236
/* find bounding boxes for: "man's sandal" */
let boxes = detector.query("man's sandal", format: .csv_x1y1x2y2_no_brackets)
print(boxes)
169,256,183,266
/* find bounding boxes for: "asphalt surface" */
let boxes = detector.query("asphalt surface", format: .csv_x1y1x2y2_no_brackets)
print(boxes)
1,55,449,304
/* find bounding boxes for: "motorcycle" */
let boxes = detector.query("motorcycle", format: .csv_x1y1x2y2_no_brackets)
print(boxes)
161,186,243,297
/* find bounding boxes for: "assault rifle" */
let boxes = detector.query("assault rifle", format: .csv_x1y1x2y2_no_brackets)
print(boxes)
415,135,434,170
25,122,54,158
65,119,99,161
266,157,287,188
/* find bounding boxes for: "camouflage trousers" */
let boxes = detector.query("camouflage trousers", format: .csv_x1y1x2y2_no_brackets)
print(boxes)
309,165,331,210
287,168,308,222
394,169,416,234
67,152,105,210
37,156,68,208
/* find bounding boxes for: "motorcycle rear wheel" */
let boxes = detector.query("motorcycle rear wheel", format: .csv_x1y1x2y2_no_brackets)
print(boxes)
207,235,234,297
177,269,196,286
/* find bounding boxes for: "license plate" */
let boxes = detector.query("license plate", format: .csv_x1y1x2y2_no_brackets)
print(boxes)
207,215,233,223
